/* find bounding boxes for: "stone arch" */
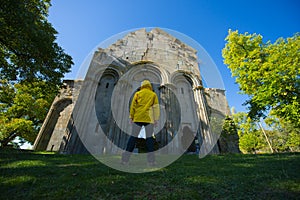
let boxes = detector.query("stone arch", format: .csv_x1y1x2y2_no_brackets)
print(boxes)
95,67,119,130
34,98,72,151
105,63,166,150
122,63,165,118
126,62,167,86
170,71,199,133
103,62,182,152
93,65,122,84
93,67,125,153
60,63,124,154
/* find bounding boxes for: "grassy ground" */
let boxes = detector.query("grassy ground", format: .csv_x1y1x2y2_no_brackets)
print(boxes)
0,149,299,200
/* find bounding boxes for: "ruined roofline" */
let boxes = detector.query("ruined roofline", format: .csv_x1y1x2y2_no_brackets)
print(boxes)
150,28,198,54
107,27,198,55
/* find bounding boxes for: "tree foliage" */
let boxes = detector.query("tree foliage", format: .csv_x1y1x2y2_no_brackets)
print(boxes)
221,116,238,136
232,112,265,153
265,116,300,152
0,80,56,146
222,30,300,128
233,112,300,153
218,116,240,153
0,0,73,83
0,0,73,146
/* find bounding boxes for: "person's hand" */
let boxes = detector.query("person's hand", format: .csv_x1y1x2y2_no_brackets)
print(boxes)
154,120,158,127
129,118,133,124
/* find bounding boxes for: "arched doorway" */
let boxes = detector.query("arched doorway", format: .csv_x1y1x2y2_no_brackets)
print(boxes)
34,98,72,151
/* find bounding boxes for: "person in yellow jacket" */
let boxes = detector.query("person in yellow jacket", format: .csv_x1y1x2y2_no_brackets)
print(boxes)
121,80,160,166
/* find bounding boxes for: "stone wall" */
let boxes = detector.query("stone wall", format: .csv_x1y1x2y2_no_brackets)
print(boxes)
204,88,239,153
34,28,236,155
33,80,83,151
106,28,200,79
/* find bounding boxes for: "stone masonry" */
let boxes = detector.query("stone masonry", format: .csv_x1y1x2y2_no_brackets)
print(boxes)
34,28,238,155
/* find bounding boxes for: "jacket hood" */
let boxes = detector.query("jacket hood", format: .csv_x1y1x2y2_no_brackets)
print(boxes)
141,80,153,90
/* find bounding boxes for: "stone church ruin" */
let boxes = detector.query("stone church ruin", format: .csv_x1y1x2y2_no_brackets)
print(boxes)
34,28,238,155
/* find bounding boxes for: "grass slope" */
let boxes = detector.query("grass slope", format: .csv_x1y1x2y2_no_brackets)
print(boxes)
0,149,299,200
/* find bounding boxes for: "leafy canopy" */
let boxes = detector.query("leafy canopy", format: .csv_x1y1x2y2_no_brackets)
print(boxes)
0,0,73,146
0,0,73,83
222,30,300,128
0,79,57,146
232,112,300,153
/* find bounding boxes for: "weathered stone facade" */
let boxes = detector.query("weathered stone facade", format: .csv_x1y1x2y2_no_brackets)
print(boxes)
34,80,83,152
34,28,237,155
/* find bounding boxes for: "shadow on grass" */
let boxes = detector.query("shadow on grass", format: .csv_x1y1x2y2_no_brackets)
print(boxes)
0,149,299,199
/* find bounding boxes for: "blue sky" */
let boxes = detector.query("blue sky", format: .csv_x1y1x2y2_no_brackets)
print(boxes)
48,0,300,113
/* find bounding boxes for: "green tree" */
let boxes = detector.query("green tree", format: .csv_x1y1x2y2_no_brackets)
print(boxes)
286,132,300,152
0,0,73,83
239,133,260,154
265,116,300,152
232,112,256,138
218,115,240,153
232,112,265,154
221,115,238,136
0,80,56,146
0,0,73,146
222,30,300,128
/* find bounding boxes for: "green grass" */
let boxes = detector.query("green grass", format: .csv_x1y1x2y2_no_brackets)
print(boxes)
0,149,299,200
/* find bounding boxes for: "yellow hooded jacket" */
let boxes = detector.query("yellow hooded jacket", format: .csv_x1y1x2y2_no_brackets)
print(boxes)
130,80,160,124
